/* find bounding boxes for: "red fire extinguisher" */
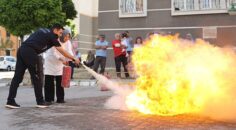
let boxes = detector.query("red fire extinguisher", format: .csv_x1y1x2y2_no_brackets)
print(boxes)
61,66,72,88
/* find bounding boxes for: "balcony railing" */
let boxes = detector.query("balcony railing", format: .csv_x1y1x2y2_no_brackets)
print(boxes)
172,0,236,15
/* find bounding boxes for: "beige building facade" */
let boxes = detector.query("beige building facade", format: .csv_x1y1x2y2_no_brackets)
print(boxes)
0,26,20,57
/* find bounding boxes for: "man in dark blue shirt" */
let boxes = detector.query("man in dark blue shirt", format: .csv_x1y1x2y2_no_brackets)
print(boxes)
5,24,80,109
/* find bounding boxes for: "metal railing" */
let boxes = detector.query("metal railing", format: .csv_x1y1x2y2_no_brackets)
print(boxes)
174,0,231,11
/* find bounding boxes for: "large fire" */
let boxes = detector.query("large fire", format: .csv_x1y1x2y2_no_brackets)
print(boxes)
126,34,236,118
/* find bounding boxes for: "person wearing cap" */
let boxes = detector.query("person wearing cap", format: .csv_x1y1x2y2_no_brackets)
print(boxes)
5,24,80,109
43,29,73,104
93,34,109,76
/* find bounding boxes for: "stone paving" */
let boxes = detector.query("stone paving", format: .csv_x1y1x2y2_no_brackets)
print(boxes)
3,96,236,130
1,71,236,130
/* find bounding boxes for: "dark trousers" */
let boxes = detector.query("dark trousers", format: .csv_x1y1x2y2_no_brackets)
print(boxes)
69,61,75,79
7,46,44,104
127,51,132,55
37,55,44,87
93,56,106,74
44,75,64,102
115,54,129,78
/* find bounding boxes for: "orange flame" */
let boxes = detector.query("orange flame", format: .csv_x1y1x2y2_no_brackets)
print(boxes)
126,35,236,117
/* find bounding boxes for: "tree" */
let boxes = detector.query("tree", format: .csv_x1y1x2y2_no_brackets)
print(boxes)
0,0,76,42
62,0,77,21
67,19,78,38
62,0,77,37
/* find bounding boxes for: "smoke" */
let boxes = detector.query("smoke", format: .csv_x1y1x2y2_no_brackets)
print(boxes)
81,64,133,110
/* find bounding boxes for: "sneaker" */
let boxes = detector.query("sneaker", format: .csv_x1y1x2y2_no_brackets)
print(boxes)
5,101,20,109
36,101,51,108
56,100,66,103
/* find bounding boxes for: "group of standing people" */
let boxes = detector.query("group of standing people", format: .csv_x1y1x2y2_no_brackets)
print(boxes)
112,31,143,78
92,31,194,79
5,24,80,109
90,31,143,79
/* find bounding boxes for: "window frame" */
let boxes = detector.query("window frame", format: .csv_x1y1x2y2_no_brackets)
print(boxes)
171,0,231,16
119,0,147,18
0,57,4,61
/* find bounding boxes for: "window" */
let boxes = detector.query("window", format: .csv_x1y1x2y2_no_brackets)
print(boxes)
6,58,15,62
172,0,234,15
6,31,10,40
11,58,16,62
200,0,222,9
119,0,147,18
6,58,11,62
0,57,4,61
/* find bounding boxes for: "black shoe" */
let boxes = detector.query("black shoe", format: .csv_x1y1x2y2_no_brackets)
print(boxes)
45,101,54,105
5,101,20,109
57,100,66,103
36,101,51,108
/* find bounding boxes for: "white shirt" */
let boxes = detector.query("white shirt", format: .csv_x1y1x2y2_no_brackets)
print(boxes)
121,38,128,53
134,44,142,48
63,40,74,56
44,40,74,76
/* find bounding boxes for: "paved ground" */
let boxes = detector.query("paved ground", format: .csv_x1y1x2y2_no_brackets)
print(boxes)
1,71,236,130
0,71,14,79
0,84,113,130
0,71,14,87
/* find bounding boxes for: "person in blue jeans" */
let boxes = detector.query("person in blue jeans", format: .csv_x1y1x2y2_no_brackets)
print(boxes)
93,35,108,76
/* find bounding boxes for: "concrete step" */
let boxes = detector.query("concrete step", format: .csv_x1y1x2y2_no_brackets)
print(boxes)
74,68,132,79
3,67,134,86
75,79,135,87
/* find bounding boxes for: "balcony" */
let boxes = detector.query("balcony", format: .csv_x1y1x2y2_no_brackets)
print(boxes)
172,0,235,16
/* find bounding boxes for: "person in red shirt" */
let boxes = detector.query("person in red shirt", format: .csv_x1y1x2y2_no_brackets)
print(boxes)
112,33,129,78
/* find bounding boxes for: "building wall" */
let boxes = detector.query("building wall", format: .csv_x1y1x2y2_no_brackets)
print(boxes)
72,0,98,54
0,26,19,57
98,0,236,67
77,14,98,54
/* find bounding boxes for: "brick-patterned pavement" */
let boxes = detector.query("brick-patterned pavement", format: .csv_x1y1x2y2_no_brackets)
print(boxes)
10,97,236,130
